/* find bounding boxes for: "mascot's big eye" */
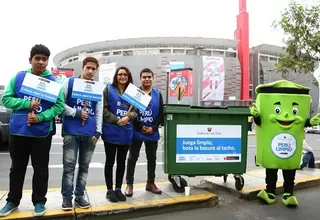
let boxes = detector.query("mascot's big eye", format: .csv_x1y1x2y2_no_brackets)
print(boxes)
274,106,281,114
292,107,298,115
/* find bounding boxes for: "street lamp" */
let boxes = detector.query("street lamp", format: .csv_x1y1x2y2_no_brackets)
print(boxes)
165,65,171,105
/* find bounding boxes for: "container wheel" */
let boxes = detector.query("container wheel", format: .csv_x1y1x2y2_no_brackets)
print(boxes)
168,174,174,183
172,177,188,193
234,175,244,191
223,174,228,183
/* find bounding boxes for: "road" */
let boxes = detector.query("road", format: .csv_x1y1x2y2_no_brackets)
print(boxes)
0,124,319,190
128,186,320,220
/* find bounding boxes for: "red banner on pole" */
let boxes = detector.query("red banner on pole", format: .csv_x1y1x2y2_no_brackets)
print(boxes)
169,68,193,97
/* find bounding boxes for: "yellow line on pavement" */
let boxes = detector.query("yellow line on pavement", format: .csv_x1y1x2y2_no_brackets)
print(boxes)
241,175,320,193
0,193,215,219
0,181,170,195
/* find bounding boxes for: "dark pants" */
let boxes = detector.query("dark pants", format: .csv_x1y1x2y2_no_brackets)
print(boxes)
126,140,158,184
301,152,315,169
61,135,96,199
104,142,129,190
7,134,52,206
266,169,296,194
248,122,253,132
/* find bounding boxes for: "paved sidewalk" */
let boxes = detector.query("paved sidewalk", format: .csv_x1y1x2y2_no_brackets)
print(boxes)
0,182,216,219
202,167,320,200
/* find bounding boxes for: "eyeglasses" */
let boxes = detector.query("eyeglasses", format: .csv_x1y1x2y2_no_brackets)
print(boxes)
117,73,128,77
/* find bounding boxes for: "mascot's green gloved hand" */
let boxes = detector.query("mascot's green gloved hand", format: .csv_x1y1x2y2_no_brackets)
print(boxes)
310,113,320,126
250,103,260,117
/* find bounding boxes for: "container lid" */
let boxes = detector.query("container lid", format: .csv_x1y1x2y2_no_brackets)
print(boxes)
164,104,250,115
255,80,310,95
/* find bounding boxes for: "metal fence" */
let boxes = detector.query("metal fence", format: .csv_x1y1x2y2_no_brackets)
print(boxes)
201,99,255,107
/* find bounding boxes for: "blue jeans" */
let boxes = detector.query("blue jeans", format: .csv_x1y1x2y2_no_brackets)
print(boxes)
301,152,315,169
61,135,95,199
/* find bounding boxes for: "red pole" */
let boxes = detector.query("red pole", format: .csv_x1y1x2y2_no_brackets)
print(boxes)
235,0,250,100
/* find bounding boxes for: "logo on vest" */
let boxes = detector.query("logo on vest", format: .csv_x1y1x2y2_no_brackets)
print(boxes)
271,133,297,159
139,109,153,123
116,108,131,124
75,99,95,116
24,96,42,113
117,101,129,107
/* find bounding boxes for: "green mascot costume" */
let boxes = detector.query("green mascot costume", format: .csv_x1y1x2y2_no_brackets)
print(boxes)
250,80,320,207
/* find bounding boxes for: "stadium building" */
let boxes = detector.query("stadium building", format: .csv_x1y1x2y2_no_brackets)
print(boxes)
53,37,319,112
250,44,319,113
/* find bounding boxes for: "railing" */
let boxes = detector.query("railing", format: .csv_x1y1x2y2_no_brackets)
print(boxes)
201,99,255,107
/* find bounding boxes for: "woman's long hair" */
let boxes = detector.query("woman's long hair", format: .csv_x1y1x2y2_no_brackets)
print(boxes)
112,66,133,89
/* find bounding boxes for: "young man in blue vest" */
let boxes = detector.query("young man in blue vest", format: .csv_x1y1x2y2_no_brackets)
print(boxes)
0,44,65,217
125,68,164,197
61,57,102,210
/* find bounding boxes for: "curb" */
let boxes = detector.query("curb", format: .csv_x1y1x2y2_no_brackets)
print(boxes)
202,174,320,201
0,184,217,220
2,194,217,220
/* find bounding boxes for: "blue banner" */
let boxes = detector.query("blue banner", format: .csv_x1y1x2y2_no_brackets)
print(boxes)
71,91,102,102
21,85,58,103
176,137,241,155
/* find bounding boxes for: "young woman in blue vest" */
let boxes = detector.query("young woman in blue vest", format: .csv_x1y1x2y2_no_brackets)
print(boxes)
0,45,65,217
125,68,164,197
61,57,103,210
102,66,138,203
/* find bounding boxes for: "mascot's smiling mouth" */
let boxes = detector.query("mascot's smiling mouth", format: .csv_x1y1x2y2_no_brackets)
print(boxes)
276,120,294,126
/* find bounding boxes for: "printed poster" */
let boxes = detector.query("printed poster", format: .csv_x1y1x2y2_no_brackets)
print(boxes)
169,68,193,97
176,124,242,163
201,56,225,101
51,68,74,83
99,63,117,85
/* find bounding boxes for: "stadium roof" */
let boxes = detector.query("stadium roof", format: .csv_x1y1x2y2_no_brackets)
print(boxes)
53,37,239,65
250,44,285,55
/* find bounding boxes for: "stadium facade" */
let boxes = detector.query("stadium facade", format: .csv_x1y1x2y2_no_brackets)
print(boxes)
53,37,319,112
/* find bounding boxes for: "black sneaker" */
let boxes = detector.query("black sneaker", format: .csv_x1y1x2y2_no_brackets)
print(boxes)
75,196,90,209
106,190,119,203
62,198,73,211
115,189,127,201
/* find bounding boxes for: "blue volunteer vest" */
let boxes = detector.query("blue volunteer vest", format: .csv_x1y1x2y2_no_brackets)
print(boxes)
102,84,133,145
133,88,160,142
63,77,97,136
10,71,56,137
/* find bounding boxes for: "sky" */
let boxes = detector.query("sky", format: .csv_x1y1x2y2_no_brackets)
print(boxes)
0,0,316,86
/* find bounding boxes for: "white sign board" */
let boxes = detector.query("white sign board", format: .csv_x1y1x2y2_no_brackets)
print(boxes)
176,124,242,163
71,78,104,102
20,73,61,103
99,63,117,85
121,83,152,111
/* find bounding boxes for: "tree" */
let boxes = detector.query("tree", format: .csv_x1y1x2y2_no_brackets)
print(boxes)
273,0,320,85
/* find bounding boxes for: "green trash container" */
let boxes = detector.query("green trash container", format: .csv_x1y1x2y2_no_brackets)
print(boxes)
254,80,312,169
163,104,250,192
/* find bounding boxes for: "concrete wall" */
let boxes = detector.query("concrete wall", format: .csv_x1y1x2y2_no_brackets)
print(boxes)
64,55,242,106
101,55,241,106
258,61,319,115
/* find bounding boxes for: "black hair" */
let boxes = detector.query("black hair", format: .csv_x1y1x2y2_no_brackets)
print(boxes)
112,66,133,89
83,56,99,69
30,44,50,59
140,68,154,77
